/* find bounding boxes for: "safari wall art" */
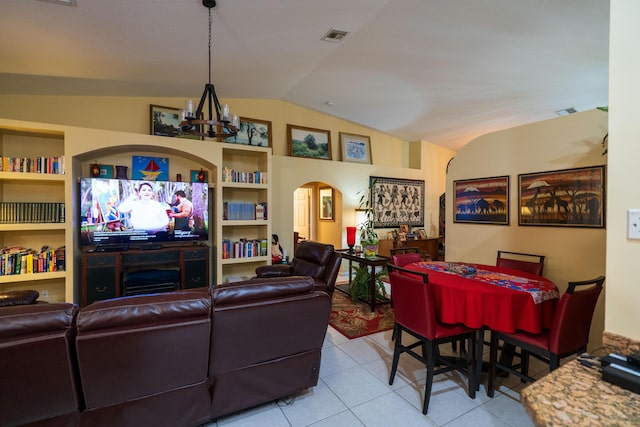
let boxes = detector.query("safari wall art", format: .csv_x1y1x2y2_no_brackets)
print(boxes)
454,176,509,225
518,165,605,228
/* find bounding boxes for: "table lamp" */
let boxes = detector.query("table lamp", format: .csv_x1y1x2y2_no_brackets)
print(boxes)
346,226,357,254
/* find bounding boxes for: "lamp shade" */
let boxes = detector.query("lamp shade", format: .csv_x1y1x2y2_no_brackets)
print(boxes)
346,226,357,246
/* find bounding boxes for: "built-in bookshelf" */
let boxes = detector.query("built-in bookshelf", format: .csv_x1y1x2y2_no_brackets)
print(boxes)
220,144,271,282
0,124,69,302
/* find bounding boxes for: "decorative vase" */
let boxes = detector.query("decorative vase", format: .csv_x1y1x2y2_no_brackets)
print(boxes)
115,165,128,179
90,163,101,178
362,240,379,258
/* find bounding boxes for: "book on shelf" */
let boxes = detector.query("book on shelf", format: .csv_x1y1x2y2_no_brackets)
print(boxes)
0,155,65,174
0,245,64,276
0,202,65,224
221,238,268,259
221,166,267,184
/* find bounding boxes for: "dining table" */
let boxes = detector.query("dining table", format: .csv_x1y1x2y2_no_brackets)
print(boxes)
403,260,560,383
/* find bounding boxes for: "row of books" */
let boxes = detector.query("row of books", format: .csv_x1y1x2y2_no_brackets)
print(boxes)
0,202,65,224
221,239,268,259
221,166,267,184
0,245,65,276
223,201,268,221
0,156,66,174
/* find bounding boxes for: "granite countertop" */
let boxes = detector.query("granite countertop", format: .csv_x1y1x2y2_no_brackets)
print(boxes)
521,358,640,426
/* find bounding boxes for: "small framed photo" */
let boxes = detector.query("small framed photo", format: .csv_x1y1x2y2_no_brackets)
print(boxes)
340,132,372,164
287,124,332,160
399,224,410,233
222,117,272,147
417,229,428,239
319,187,334,220
150,104,201,140
98,164,113,179
191,169,209,183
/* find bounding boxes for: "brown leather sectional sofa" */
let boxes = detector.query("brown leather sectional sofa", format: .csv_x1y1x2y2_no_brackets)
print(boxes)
0,276,332,427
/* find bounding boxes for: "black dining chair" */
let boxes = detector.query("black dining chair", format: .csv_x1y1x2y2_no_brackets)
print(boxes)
496,250,545,276
387,263,477,414
487,275,605,397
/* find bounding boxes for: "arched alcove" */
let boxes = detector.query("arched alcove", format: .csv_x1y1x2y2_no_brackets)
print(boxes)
292,181,343,251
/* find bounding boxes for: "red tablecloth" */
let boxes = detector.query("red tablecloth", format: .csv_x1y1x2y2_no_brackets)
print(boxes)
405,261,559,334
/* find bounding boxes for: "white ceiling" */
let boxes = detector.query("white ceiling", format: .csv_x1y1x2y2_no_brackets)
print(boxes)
0,0,609,151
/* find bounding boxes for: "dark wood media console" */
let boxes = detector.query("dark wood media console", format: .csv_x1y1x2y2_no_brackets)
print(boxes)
81,246,210,306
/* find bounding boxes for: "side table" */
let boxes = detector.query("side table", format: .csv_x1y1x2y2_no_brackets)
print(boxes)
336,249,390,312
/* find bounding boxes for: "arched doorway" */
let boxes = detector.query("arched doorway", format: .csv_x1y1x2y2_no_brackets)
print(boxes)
293,182,342,251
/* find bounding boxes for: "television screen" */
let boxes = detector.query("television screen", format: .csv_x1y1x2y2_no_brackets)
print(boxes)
79,178,209,246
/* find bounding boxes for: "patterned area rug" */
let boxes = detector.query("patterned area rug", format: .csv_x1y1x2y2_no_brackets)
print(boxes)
329,290,394,339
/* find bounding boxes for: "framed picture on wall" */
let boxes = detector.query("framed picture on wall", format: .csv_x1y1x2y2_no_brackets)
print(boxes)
149,104,201,140
287,124,332,160
454,176,509,225
370,176,425,228
319,187,334,220
518,165,605,227
340,132,372,164
221,117,272,147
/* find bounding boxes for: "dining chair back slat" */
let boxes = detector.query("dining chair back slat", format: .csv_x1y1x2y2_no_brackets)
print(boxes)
496,250,545,276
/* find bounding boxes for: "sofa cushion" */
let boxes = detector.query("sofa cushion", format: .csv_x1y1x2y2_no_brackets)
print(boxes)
0,302,80,426
76,290,212,410
0,289,39,307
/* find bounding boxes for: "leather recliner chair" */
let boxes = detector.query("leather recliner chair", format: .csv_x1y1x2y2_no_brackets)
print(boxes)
254,240,341,295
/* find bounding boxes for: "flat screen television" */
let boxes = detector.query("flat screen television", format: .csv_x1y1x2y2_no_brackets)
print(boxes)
79,178,209,247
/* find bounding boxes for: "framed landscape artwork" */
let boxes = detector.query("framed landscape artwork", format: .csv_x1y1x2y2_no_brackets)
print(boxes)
454,176,509,225
370,176,424,228
518,165,605,228
150,105,200,140
340,132,371,164
222,117,272,147
287,124,332,160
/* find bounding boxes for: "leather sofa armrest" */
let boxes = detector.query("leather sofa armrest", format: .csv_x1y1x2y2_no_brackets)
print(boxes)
255,264,293,278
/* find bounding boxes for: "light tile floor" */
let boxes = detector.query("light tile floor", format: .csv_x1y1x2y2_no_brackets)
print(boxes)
206,326,555,427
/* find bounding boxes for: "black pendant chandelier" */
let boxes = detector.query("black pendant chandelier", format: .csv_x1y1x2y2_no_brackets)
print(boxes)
180,0,238,139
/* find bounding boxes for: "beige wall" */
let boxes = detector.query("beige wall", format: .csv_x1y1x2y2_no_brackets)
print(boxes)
0,94,455,273
446,109,608,349
607,0,640,342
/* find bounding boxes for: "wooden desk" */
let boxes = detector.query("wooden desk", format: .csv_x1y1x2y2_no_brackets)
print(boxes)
377,238,440,259
336,249,390,312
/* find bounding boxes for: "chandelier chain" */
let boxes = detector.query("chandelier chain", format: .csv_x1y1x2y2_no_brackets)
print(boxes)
208,7,212,85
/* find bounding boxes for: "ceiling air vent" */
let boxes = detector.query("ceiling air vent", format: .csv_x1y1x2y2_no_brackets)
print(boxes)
555,108,577,116
37,0,77,6
322,29,349,42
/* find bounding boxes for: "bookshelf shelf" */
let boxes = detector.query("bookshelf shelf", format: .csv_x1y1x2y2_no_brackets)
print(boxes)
221,256,269,265
0,223,66,231
0,171,65,181
0,271,66,284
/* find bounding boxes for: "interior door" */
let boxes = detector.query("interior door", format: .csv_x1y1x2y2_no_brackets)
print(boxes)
293,187,311,241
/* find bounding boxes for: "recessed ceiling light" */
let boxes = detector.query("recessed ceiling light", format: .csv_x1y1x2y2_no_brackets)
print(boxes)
37,0,77,6
321,29,349,42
